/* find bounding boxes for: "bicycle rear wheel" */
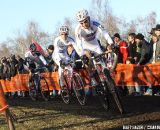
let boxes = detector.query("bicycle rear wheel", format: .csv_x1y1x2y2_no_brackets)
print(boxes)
104,69,124,114
40,77,50,101
28,79,37,101
72,73,86,105
60,75,71,104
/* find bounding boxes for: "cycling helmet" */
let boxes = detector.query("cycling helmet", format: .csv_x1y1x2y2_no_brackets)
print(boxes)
59,26,69,34
29,43,36,52
76,9,89,22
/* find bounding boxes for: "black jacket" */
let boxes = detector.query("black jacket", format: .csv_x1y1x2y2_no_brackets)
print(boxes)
128,42,137,59
138,39,152,65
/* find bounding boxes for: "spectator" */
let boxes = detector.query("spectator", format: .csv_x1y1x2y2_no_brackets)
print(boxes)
135,33,153,95
153,24,160,62
148,28,160,96
135,33,152,65
16,55,26,74
1,57,11,80
0,60,3,79
127,33,137,64
10,54,18,77
45,45,58,72
67,44,82,69
105,45,118,73
149,28,160,63
155,24,160,38
113,33,128,64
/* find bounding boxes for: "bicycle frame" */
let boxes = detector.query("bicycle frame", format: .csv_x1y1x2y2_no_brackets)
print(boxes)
63,65,75,90
32,72,41,91
91,54,108,83
61,60,86,105
91,54,117,92
91,53,124,114
28,67,50,101
31,67,46,91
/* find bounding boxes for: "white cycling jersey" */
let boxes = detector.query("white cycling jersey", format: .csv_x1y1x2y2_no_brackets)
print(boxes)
25,50,47,66
53,36,78,66
75,20,113,56
53,35,78,87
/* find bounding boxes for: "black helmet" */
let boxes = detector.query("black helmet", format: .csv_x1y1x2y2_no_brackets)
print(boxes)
47,45,54,50
29,43,36,52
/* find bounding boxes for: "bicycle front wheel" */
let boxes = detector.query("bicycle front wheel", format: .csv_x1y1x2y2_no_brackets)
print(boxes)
72,73,86,105
60,75,71,104
40,77,50,101
104,68,124,114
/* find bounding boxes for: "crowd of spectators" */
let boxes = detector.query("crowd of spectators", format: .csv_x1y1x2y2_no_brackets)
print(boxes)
111,24,160,96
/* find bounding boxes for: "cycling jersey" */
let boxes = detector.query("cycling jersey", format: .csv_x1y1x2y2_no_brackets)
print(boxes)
53,36,78,66
53,35,79,87
75,20,113,55
25,50,47,70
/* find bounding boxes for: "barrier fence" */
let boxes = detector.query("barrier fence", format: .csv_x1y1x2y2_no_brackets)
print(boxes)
0,63,160,112
0,63,160,93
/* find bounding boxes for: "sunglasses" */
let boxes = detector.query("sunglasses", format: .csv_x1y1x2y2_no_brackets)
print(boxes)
61,33,68,36
80,19,89,25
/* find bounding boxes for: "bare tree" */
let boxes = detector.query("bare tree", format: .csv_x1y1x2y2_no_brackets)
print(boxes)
64,17,75,36
135,11,157,39
90,0,119,35
24,21,52,50
15,36,27,56
0,43,11,57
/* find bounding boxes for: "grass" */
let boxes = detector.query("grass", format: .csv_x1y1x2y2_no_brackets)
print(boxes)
1,96,160,130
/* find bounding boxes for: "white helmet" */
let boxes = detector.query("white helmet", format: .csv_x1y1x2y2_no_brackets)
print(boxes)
76,9,89,22
59,26,69,34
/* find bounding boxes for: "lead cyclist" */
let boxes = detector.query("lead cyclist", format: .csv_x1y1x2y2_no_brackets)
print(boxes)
75,9,114,86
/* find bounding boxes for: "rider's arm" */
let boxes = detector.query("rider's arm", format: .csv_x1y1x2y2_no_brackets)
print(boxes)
24,51,32,72
52,38,61,66
68,36,82,57
75,25,85,56
52,51,61,66
93,21,113,45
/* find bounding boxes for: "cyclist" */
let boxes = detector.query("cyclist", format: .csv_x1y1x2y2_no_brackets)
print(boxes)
24,42,48,93
25,42,48,71
75,9,113,86
53,25,79,89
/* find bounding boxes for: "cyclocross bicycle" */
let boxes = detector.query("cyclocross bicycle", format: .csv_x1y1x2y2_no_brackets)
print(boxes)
60,60,86,106
28,67,50,101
